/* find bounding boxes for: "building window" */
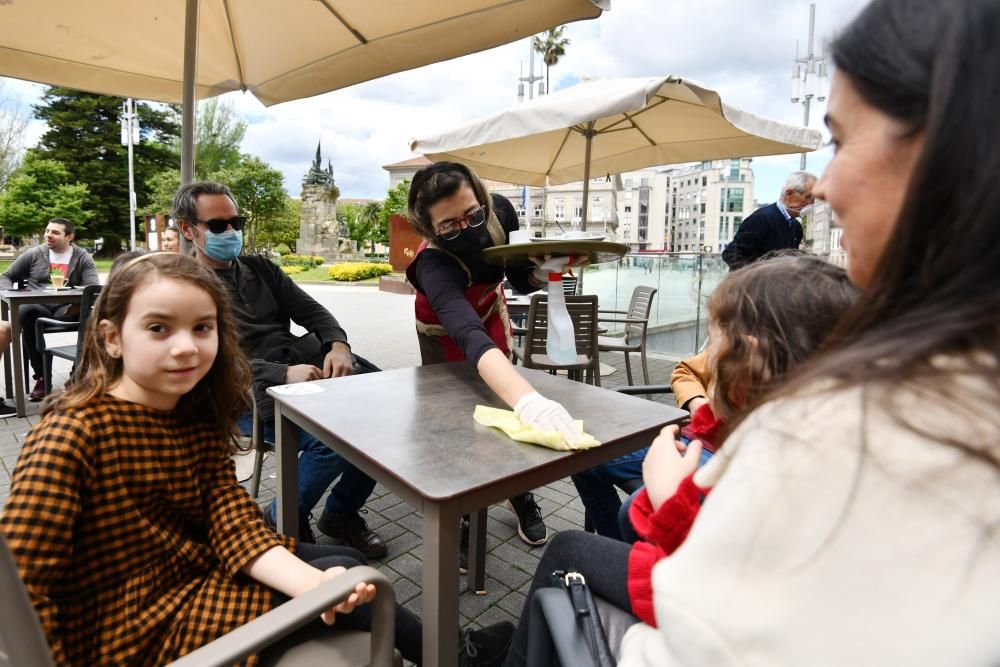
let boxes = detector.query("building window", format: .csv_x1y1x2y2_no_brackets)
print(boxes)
725,188,744,212
730,159,740,180
534,204,543,218
625,205,631,213
700,203,706,214
702,176,707,187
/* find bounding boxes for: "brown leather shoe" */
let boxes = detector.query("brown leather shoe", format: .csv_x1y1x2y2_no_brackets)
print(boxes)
29,378,46,402
317,510,388,559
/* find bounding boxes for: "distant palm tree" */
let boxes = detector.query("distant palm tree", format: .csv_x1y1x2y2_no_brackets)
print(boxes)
360,201,384,255
533,26,570,96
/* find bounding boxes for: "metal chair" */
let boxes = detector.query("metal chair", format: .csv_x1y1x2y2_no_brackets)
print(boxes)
35,284,103,393
512,294,601,386
597,286,657,385
249,390,274,498
0,532,401,667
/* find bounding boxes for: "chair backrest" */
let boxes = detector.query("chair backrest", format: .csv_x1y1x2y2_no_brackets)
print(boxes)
523,293,599,362
561,275,578,296
0,533,56,667
624,286,657,344
71,284,103,373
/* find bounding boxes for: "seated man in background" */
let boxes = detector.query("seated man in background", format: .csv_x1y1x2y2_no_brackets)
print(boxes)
0,218,100,401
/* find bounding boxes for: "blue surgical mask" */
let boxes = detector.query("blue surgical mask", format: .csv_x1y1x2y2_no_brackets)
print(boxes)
201,229,243,262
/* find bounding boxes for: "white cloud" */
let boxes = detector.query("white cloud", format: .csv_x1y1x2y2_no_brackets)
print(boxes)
2,0,868,200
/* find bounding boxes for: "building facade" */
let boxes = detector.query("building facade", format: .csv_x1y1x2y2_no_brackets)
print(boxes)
663,158,755,253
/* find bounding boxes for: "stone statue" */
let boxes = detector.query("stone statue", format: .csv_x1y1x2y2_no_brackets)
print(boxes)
296,140,361,261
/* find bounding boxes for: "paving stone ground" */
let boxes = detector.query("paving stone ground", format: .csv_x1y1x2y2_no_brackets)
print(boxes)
0,283,681,660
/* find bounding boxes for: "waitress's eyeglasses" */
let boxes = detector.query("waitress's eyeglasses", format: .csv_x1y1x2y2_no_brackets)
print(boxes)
434,206,486,240
196,215,246,234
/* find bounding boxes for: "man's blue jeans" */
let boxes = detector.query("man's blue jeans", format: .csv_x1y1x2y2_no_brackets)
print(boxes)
570,448,648,541
238,413,376,521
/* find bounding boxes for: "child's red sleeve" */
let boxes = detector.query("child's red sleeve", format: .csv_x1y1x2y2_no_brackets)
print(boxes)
627,474,707,627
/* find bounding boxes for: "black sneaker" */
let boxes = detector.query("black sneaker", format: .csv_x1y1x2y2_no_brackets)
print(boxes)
506,493,548,546
459,517,470,575
262,505,316,543
459,621,515,667
317,509,388,559
0,400,16,417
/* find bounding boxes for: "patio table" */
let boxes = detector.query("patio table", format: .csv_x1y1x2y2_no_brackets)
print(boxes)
269,362,685,666
1,288,85,416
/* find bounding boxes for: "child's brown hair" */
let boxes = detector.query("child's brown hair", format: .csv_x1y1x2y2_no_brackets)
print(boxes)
43,253,251,451
708,253,859,423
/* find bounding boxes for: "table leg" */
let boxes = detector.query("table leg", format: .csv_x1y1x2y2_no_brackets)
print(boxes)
10,304,25,417
467,508,487,595
422,502,460,667
274,406,300,540
1,302,11,400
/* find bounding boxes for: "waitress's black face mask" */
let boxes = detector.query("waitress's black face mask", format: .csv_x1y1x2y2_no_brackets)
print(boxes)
438,222,493,258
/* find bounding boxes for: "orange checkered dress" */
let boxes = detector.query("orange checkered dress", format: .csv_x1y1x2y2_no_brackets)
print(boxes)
0,394,294,666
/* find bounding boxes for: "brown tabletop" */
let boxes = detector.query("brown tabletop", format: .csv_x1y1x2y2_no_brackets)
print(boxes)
1,288,85,416
268,363,685,667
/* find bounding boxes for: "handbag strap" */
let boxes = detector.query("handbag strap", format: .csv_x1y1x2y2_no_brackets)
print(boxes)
557,571,617,667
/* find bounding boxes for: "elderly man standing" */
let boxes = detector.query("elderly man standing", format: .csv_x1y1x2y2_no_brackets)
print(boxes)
722,171,816,270
0,217,100,401
173,181,386,558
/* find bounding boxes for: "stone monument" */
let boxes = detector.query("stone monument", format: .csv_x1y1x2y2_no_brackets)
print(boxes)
296,142,360,260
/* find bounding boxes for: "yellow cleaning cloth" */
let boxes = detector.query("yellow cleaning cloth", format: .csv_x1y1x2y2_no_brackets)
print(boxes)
474,405,601,451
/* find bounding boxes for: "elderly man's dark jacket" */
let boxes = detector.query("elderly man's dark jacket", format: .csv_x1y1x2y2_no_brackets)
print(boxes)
215,255,350,420
721,203,803,270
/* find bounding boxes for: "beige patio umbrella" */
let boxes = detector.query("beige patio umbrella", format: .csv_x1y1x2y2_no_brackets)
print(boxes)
0,0,608,182
411,75,823,231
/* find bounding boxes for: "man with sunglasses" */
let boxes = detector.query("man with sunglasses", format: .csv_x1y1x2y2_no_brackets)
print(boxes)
173,181,387,558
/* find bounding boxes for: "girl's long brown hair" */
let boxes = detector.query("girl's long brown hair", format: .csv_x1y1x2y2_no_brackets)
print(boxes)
43,253,251,452
709,254,859,424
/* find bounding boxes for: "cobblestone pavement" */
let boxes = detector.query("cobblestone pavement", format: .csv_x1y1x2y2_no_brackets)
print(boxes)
0,283,681,657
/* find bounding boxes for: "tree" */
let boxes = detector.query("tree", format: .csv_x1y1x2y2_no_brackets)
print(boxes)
0,81,30,190
379,179,410,231
0,152,91,238
216,156,289,253
195,98,247,178
258,196,301,250
533,26,571,95
337,202,371,251
360,201,384,254
33,87,180,249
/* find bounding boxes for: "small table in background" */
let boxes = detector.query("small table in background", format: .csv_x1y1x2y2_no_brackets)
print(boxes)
1,288,84,416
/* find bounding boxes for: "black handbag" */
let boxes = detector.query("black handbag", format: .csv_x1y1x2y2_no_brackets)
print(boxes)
550,570,617,667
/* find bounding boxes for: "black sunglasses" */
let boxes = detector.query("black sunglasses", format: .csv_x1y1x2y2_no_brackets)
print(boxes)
196,216,246,234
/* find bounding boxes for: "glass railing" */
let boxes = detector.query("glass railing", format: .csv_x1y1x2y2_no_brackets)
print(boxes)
579,252,727,358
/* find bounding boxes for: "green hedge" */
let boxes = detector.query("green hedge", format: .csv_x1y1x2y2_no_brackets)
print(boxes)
327,262,392,282
281,254,325,268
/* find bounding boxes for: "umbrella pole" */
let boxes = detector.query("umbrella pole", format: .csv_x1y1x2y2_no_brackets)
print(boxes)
180,0,198,186
577,125,594,295
179,0,199,256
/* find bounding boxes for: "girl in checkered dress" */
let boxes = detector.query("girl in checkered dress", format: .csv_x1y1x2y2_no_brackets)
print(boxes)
0,253,394,665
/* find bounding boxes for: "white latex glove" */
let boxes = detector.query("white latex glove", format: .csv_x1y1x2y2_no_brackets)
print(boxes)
530,256,571,285
514,392,583,446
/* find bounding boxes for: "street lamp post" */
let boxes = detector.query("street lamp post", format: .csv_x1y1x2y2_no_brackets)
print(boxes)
120,99,140,250
790,3,828,170
517,37,545,102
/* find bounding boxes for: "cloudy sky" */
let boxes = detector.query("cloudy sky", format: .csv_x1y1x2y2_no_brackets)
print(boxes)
2,0,870,204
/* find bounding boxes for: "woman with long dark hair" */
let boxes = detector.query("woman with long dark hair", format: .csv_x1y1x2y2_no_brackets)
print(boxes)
517,0,1000,664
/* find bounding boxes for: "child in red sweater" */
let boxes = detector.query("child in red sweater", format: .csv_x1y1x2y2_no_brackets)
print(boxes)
503,254,859,666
